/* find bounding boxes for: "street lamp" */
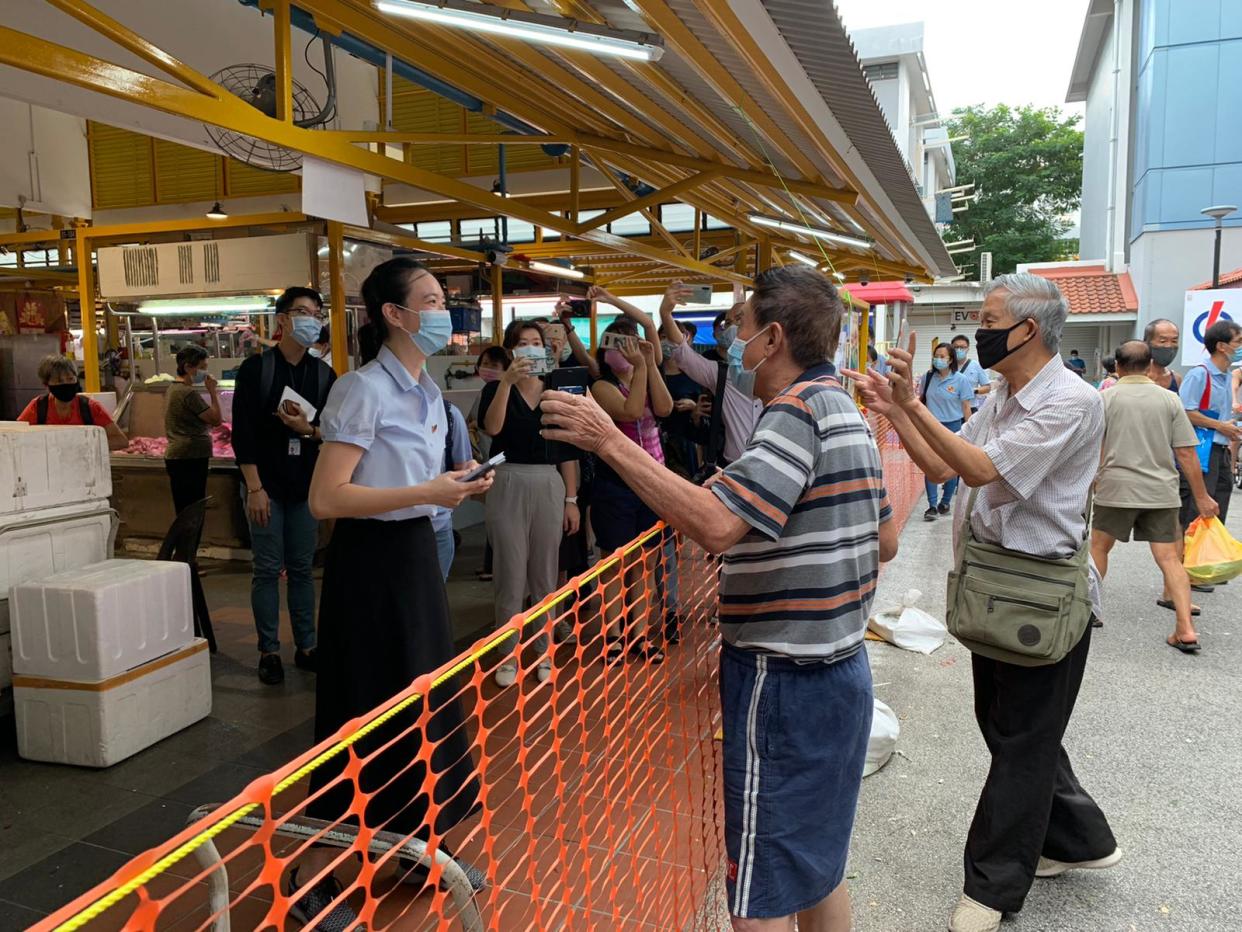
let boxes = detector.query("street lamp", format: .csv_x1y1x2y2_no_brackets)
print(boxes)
1201,205,1237,288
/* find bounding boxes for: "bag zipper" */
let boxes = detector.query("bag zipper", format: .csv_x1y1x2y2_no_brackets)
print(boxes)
987,594,1059,613
964,560,1075,588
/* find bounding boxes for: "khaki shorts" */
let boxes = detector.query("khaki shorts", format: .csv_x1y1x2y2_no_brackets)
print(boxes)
1094,505,1180,543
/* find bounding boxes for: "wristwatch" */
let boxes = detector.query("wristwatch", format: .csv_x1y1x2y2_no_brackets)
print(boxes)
564,496,578,504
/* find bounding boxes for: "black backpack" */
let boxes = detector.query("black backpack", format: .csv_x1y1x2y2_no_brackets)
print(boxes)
258,349,332,412
442,400,457,472
36,394,93,425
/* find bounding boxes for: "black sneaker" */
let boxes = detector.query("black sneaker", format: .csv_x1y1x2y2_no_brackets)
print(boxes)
923,507,938,521
937,502,951,515
294,648,318,672
288,868,361,931
258,653,284,685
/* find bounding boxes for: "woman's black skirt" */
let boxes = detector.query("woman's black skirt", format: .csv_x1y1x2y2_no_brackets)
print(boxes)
305,516,480,838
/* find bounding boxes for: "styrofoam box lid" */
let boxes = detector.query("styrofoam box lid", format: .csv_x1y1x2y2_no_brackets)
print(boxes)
20,558,185,590
0,425,111,516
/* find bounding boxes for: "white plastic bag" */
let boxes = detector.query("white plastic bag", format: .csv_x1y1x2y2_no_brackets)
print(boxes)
867,588,947,654
864,698,899,777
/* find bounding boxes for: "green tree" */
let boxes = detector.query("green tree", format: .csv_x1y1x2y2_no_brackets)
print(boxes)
945,105,1083,276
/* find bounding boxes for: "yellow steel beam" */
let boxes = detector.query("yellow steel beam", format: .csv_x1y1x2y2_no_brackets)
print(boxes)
375,189,621,225
44,0,224,98
75,225,100,393
336,131,569,145
342,224,487,264
272,0,293,122
326,220,348,375
0,27,749,285
569,146,580,219
575,170,720,235
591,160,689,259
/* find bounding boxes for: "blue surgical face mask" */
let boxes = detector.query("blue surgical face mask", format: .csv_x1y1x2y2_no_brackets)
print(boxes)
1233,346,1242,364
192,369,208,384
290,315,322,348
933,356,950,371
954,347,968,362
398,305,453,356
307,347,323,359
726,326,770,399
717,324,737,350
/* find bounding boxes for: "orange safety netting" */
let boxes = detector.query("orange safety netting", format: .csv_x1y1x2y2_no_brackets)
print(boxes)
34,425,921,932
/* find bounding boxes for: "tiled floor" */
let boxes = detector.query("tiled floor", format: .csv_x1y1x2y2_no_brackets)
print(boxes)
0,526,497,924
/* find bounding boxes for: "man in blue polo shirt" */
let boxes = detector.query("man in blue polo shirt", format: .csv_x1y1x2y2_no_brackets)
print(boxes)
1178,321,1242,592
951,334,991,410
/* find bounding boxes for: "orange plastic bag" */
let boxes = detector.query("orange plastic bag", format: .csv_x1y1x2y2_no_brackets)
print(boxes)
1183,517,1242,585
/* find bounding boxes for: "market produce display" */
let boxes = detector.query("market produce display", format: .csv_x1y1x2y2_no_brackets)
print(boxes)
118,423,234,459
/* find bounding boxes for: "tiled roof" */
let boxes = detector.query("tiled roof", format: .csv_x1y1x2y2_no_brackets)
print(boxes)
1027,264,1138,315
1189,267,1242,290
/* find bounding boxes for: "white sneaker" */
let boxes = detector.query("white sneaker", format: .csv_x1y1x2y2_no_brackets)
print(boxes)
948,894,1001,932
536,661,552,683
493,661,517,688
1036,848,1122,878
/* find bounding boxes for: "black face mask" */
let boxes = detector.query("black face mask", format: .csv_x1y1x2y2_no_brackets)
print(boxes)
975,321,1034,369
1149,344,1177,368
49,382,81,403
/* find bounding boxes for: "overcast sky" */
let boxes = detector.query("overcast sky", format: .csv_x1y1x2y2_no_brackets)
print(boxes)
834,0,1089,118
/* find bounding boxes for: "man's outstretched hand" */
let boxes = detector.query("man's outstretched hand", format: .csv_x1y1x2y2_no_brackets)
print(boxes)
540,390,618,455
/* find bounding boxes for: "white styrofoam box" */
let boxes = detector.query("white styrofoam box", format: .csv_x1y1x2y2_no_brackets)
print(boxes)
0,631,11,694
12,559,191,683
0,500,116,638
0,424,111,516
14,638,211,767
82,392,117,416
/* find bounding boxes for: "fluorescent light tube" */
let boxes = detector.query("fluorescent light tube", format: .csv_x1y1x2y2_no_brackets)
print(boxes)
748,215,873,251
529,260,585,280
787,250,820,267
376,0,664,62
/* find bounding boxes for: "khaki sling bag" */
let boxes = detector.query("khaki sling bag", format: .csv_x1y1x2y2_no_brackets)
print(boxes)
945,486,1094,666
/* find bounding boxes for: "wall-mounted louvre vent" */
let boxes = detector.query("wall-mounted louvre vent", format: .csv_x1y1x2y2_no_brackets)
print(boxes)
863,61,899,82
203,242,221,284
178,244,194,285
122,247,159,288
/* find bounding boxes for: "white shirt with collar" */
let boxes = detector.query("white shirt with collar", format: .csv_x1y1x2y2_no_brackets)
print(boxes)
954,353,1105,617
320,344,447,521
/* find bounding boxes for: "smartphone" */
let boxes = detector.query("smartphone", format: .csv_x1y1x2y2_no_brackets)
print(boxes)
544,366,591,395
459,453,505,482
688,284,714,305
567,299,591,317
599,331,632,351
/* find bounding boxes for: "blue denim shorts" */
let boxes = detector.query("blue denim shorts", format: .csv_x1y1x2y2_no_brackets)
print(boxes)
720,642,873,918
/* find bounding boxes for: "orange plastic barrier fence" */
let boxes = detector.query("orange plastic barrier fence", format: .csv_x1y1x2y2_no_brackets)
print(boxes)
34,429,920,932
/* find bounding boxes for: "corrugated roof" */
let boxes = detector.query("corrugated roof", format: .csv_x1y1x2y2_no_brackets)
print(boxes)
762,0,957,277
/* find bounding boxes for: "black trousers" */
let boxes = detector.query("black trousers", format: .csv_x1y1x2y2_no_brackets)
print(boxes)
964,625,1116,913
165,458,209,516
1178,444,1233,530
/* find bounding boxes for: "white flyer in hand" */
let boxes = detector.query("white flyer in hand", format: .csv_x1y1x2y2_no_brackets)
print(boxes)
279,386,317,422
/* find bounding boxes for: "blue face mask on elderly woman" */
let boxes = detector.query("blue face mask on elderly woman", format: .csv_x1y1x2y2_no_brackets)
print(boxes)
396,305,453,356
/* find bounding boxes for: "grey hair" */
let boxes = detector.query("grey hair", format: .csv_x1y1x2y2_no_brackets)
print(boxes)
983,272,1068,352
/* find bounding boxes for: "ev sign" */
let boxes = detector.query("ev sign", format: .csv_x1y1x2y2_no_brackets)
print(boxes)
1182,289,1238,366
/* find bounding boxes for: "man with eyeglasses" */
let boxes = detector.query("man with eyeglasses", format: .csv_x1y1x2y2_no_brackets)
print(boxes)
232,286,337,685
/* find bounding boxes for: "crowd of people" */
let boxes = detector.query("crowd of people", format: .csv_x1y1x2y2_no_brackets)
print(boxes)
28,255,1239,931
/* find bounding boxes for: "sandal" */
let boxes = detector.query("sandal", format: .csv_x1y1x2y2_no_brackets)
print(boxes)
629,638,665,664
604,637,626,664
1166,636,1201,654
1156,599,1201,616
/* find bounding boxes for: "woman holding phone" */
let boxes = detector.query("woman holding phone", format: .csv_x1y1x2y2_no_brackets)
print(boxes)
291,258,492,927
479,319,581,686
591,318,674,662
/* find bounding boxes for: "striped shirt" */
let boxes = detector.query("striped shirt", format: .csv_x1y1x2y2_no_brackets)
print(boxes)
711,364,892,660
953,354,1104,616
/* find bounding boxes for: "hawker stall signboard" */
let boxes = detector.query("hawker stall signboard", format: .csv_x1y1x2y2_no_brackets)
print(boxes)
1182,289,1240,367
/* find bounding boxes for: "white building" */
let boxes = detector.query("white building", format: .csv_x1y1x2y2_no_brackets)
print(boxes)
852,22,956,222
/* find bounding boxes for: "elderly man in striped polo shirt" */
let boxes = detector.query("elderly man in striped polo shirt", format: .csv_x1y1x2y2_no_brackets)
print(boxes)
542,266,898,931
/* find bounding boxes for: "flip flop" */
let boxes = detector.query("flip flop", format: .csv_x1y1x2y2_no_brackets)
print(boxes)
1167,637,1201,654
1156,599,1201,617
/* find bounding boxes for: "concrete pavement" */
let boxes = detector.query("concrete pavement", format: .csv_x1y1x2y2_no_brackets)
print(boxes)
848,503,1242,930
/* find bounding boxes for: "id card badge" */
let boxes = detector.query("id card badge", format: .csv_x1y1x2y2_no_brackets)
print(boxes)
288,438,302,457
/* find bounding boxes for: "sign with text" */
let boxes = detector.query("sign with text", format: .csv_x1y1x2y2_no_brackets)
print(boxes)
1182,289,1239,366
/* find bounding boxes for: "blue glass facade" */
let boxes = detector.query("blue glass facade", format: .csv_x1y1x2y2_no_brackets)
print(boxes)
1131,0,1242,240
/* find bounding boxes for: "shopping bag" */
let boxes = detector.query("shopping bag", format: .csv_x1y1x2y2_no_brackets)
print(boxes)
1183,517,1242,585
867,588,947,654
864,699,899,777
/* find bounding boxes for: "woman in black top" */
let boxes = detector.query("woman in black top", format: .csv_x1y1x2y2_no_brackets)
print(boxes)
479,320,580,687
